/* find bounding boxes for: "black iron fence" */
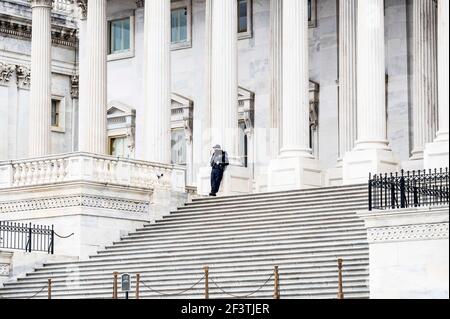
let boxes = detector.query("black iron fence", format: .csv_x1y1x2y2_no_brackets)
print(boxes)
369,168,449,211
0,222,54,254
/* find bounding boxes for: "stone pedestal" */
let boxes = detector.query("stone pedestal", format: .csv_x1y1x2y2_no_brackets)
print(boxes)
343,149,399,184
268,157,322,191
358,206,449,299
197,166,251,196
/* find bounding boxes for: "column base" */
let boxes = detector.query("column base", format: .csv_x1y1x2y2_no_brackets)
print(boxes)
196,165,252,196
401,158,425,172
424,137,449,170
343,148,399,185
267,156,322,192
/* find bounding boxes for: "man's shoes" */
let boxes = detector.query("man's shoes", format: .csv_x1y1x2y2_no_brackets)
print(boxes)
209,193,217,197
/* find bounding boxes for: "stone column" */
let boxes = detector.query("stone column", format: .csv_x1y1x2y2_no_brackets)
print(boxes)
28,0,53,158
197,0,251,195
268,0,322,191
411,0,438,163
425,0,449,169
338,0,357,159
269,0,282,158
79,0,108,154
327,0,357,186
210,0,239,160
142,0,171,164
76,0,87,153
343,0,399,184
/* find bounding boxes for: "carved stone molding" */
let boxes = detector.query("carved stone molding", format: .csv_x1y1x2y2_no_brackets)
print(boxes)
16,65,31,89
0,15,77,48
76,0,88,19
0,62,15,86
29,0,54,8
0,264,10,276
0,194,149,214
367,223,449,243
71,74,79,99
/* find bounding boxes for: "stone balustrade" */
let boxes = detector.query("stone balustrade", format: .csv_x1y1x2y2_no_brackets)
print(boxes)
0,152,186,192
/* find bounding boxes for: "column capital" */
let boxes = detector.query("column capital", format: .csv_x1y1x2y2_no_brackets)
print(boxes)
76,0,88,19
29,0,53,9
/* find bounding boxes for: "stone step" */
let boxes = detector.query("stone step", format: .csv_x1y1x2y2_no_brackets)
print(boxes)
97,233,368,256
10,264,368,286
89,239,369,261
190,185,366,203
181,191,368,212
162,204,366,223
34,251,369,273
138,214,366,233
3,271,369,291
0,281,369,299
124,221,365,240
111,228,367,248
169,199,367,217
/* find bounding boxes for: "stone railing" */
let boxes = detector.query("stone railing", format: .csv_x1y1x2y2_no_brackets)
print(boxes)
0,152,186,192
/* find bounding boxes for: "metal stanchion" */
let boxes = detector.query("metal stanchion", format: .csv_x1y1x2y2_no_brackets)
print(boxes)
136,274,140,300
48,279,52,300
113,272,118,299
204,266,209,299
337,259,344,299
273,266,280,299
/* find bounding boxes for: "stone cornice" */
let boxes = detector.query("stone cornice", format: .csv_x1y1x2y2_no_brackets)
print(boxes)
0,194,149,214
0,13,77,48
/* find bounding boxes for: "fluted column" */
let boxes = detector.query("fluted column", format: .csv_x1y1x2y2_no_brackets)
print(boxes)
142,0,171,164
343,0,399,184
280,0,311,158
76,0,87,153
425,0,449,169
267,0,322,191
436,0,449,142
80,0,107,154
210,0,239,161
411,0,438,160
355,0,388,150
269,0,283,158
338,0,357,159
28,0,53,157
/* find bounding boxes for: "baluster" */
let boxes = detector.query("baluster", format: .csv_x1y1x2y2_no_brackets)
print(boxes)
13,164,21,186
104,160,111,184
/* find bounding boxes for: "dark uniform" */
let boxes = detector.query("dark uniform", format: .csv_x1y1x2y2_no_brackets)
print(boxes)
210,150,229,196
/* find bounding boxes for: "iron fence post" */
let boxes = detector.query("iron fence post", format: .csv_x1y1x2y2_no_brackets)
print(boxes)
400,170,406,208
368,174,372,211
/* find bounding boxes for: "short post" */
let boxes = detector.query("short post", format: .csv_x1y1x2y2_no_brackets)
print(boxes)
48,279,52,300
337,259,344,299
273,266,280,299
113,272,118,299
204,266,209,299
136,273,140,300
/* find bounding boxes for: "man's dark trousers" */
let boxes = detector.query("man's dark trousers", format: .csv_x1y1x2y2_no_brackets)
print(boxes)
210,167,224,194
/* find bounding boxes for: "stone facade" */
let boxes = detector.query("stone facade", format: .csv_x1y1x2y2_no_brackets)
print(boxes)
1,0,447,191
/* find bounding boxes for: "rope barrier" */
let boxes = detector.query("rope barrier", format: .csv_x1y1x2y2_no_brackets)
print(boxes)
26,284,48,300
54,232,75,239
209,274,274,299
140,274,206,297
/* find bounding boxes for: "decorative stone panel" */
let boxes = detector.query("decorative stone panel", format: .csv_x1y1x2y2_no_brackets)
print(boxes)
368,223,449,243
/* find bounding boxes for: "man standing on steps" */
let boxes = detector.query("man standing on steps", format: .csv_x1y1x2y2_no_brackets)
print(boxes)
209,145,229,196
